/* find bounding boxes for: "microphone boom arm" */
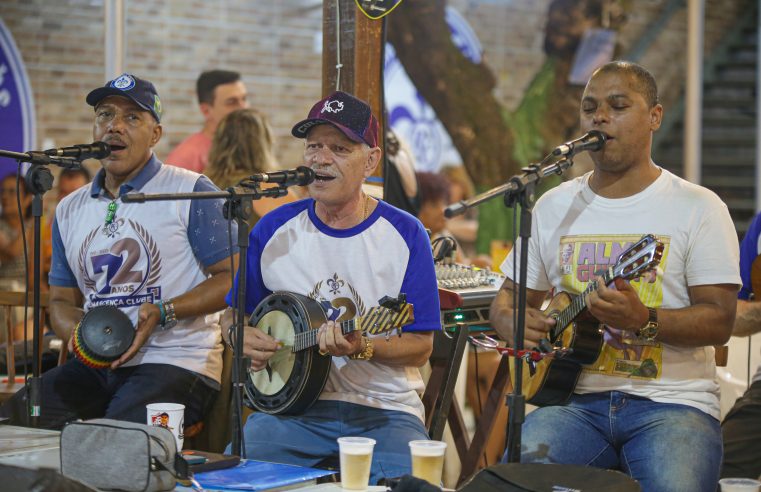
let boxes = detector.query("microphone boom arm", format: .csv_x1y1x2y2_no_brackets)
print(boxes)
444,157,573,218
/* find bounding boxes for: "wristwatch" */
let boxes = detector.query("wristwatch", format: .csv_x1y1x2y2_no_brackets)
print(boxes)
157,299,178,330
350,336,374,361
637,308,658,342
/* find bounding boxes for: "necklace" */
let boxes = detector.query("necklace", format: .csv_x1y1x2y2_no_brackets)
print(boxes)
105,200,118,226
361,194,374,221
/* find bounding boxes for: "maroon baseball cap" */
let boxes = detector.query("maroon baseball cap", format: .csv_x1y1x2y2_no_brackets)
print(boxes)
292,91,379,148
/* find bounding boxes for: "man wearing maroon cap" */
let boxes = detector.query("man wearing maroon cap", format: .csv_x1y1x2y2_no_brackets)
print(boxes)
224,91,442,483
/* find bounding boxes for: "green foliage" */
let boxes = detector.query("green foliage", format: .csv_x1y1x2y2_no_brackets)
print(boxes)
475,58,562,256
508,58,557,165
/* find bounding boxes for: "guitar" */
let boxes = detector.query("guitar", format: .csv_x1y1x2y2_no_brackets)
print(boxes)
509,234,664,406
244,291,414,415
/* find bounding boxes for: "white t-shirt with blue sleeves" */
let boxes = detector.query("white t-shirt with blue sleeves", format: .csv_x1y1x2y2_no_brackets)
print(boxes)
229,198,440,421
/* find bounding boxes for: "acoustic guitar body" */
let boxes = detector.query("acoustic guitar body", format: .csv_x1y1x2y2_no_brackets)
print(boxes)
244,292,332,415
510,291,604,406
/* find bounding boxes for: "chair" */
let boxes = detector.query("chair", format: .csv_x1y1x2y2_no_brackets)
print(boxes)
714,345,728,367
422,323,468,441
183,342,234,452
0,291,50,402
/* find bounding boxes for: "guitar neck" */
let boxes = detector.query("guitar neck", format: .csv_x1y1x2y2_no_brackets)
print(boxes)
551,267,615,339
294,318,358,352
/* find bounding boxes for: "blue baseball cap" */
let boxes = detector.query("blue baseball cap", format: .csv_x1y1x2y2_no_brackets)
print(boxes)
86,73,163,122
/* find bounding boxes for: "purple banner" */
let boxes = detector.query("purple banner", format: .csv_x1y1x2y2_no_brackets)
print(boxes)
0,19,36,180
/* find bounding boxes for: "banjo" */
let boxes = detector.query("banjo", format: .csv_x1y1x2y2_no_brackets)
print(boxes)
244,291,415,415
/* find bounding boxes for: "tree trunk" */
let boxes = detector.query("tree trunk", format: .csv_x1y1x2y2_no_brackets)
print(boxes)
386,1,516,188
387,0,606,188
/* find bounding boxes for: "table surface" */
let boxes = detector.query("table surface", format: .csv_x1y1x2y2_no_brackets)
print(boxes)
0,425,393,492
0,424,60,470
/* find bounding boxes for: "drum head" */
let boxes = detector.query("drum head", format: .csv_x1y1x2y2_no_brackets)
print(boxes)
79,306,135,361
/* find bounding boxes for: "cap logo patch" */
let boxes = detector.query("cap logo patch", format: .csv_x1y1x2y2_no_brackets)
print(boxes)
110,74,135,91
153,95,163,119
321,100,344,114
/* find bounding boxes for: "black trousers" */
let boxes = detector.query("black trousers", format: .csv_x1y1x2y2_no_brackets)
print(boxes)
0,358,218,430
721,380,761,479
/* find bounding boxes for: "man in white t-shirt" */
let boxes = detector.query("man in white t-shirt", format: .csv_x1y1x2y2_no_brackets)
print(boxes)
166,70,248,173
224,91,440,483
490,61,740,491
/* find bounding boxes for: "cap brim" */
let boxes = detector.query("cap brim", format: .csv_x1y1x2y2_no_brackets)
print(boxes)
86,87,154,115
291,118,365,144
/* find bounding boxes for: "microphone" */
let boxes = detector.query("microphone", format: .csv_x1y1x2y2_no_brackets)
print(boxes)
552,131,607,157
248,166,316,186
44,142,111,160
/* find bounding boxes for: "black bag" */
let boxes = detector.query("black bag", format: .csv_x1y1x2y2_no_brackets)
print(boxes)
458,464,641,492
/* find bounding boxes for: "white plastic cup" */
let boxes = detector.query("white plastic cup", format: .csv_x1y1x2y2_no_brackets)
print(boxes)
337,436,376,490
409,440,447,485
719,478,761,492
146,402,185,451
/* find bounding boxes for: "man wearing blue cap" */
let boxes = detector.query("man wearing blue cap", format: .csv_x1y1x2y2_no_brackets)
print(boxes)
0,74,239,431
225,91,441,483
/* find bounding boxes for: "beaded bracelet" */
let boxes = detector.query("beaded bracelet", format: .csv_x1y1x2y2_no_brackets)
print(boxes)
156,301,167,326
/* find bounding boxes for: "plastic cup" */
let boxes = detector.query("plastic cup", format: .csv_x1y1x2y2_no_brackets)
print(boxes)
146,402,185,450
338,436,376,490
719,478,761,492
409,440,447,485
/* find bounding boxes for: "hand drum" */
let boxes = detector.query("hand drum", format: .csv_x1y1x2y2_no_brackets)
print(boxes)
71,306,135,369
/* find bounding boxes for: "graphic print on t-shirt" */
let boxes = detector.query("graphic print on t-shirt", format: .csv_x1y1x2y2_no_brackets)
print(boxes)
79,219,162,309
307,272,365,322
558,234,670,380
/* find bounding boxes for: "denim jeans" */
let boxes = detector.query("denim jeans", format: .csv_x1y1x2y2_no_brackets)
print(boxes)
228,400,429,484
0,359,218,430
507,391,722,492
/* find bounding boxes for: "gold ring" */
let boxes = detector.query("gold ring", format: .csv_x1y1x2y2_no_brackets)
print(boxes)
319,349,329,356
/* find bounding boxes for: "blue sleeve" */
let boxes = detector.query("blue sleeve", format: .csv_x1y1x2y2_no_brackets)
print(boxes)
48,217,78,287
400,219,441,332
188,176,240,267
738,212,761,300
225,215,275,313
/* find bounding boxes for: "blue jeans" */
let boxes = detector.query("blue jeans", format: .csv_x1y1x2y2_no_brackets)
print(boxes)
507,392,722,492
229,400,429,484
0,359,218,429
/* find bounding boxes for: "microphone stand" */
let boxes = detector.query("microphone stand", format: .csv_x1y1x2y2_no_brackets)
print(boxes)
444,156,574,463
0,148,79,427
122,182,288,458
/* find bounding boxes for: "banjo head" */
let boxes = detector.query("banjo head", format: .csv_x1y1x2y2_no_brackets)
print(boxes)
244,291,331,415
249,309,296,395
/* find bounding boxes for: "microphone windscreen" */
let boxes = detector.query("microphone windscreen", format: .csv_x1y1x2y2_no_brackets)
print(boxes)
92,141,111,159
296,166,316,185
